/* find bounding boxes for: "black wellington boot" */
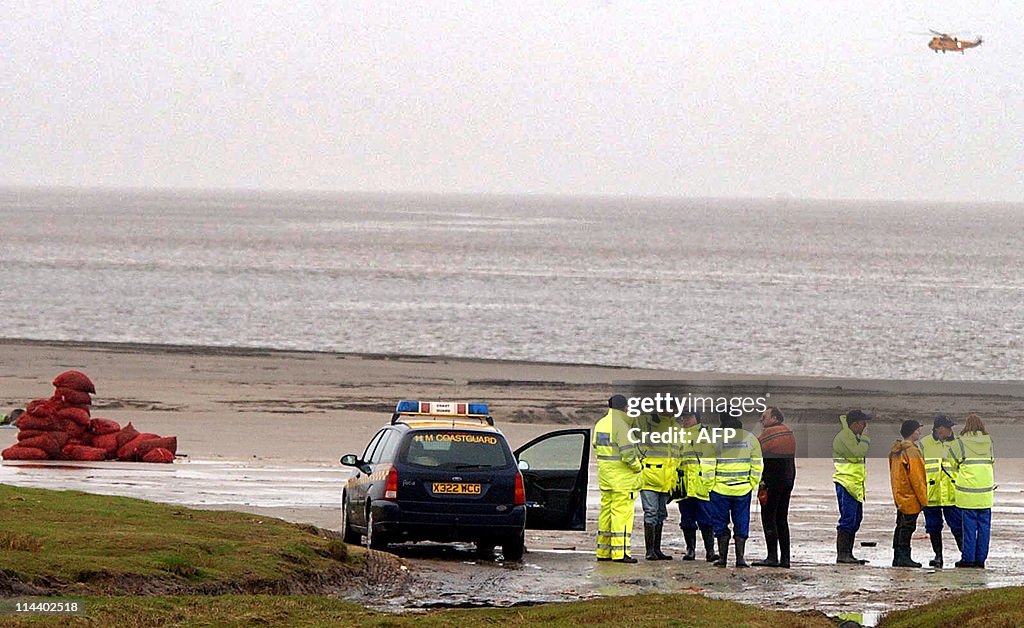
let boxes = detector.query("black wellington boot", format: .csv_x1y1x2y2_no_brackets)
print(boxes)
682,528,697,561
714,534,730,567
752,532,779,567
701,527,720,562
928,531,943,567
734,537,749,568
654,524,673,560
837,530,868,565
644,524,658,560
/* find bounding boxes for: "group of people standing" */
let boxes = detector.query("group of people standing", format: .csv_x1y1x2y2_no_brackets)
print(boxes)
593,396,996,570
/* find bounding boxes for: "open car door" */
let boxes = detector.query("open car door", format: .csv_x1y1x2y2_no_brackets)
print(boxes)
514,429,589,531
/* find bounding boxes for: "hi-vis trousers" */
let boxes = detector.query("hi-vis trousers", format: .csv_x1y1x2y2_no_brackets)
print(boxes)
597,489,637,560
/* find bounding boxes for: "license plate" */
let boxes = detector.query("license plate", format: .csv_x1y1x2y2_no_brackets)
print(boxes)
432,482,481,495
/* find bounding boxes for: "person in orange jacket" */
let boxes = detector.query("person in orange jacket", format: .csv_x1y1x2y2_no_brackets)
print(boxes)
889,420,929,567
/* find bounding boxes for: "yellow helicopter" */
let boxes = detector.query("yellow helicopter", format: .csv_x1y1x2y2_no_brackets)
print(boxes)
927,30,982,53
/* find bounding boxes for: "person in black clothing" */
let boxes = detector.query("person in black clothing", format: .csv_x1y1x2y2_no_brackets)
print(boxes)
752,406,797,568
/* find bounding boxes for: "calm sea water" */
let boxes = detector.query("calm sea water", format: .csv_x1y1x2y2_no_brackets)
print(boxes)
1,188,1021,379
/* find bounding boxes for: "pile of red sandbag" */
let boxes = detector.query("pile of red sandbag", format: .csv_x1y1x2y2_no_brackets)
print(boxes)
1,370,177,464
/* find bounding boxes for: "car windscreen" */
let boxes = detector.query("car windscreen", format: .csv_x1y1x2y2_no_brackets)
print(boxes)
400,431,512,470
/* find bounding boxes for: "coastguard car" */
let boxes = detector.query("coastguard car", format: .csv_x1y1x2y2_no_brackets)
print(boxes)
340,400,589,560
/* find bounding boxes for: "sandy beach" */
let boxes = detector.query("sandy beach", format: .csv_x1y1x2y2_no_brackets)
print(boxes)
3,339,1024,620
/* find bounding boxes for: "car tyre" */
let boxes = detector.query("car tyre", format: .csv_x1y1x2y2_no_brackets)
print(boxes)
365,507,390,551
341,492,360,544
502,531,525,561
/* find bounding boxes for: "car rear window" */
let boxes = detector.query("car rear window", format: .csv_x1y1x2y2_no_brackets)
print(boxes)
400,430,512,470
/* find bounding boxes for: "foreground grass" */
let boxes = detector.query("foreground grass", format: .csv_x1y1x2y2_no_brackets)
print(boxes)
0,593,834,627
0,485,360,593
880,586,1024,627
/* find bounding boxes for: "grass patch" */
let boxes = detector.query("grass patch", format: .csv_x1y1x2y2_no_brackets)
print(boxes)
0,485,363,594
0,593,836,627
880,586,1024,627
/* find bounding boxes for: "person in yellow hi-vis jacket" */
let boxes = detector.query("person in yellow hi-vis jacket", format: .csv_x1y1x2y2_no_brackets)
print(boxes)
946,413,995,569
677,410,720,562
919,415,961,567
710,413,763,568
833,409,872,564
593,394,643,563
635,410,681,560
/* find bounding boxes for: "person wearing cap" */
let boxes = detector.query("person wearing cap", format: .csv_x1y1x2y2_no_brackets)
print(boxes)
919,415,962,567
635,409,681,560
752,406,797,568
676,409,719,562
889,420,928,567
832,409,872,564
710,412,763,568
593,394,643,563
945,413,995,568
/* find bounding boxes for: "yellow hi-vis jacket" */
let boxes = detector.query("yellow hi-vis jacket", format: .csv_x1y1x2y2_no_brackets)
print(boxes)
919,433,956,507
946,432,995,510
679,423,716,501
635,413,681,493
712,429,763,497
833,414,870,502
593,408,642,492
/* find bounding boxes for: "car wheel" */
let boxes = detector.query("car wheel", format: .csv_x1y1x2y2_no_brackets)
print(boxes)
501,531,525,561
476,540,496,558
341,492,360,544
365,507,390,551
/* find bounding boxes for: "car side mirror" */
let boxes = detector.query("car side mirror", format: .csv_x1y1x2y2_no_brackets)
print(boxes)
518,459,530,471
340,454,360,467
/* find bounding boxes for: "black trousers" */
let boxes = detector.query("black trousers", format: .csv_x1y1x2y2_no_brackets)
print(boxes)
893,511,919,548
760,482,793,556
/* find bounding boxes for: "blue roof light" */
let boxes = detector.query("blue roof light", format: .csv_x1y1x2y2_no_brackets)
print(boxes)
395,400,419,413
467,403,489,415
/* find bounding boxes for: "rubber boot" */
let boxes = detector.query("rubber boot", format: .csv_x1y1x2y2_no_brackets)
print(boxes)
682,528,697,561
702,528,720,562
836,530,868,565
644,524,658,561
928,531,943,567
779,537,791,568
714,535,730,567
654,524,672,560
953,531,963,554
893,546,921,568
752,533,779,567
734,537,749,568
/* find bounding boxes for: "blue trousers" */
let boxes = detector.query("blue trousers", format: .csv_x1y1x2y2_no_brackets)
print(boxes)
710,491,751,539
961,508,991,565
835,483,863,534
640,490,669,526
923,505,962,538
678,497,714,531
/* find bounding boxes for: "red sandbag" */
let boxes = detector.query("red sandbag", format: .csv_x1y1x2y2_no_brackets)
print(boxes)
14,414,62,432
135,436,177,458
16,429,48,441
142,448,175,464
92,433,120,458
52,387,92,406
25,399,57,417
117,433,160,461
62,445,107,462
2,445,49,461
88,418,121,435
52,370,96,394
116,422,140,448
55,407,91,426
55,419,86,438
17,433,70,457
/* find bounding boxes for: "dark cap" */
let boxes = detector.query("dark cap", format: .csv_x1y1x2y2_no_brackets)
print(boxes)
847,409,872,423
901,420,922,439
608,394,628,410
932,415,955,429
679,408,702,421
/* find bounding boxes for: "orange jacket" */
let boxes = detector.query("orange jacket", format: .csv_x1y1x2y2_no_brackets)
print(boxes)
889,439,928,515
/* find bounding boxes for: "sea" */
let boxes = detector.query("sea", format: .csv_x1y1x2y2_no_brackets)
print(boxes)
1,187,1022,380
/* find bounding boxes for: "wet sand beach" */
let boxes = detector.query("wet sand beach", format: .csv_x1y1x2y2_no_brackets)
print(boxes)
2,339,1024,618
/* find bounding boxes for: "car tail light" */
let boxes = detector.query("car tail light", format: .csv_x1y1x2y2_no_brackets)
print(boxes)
514,472,526,506
384,466,399,500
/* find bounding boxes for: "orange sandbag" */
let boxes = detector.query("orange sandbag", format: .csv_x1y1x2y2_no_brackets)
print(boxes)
52,370,96,394
62,445,107,462
116,422,140,448
25,399,57,417
52,387,92,406
55,407,91,426
2,445,50,460
88,418,121,435
92,433,120,458
55,419,86,438
135,436,177,458
117,433,160,461
15,414,62,432
17,433,70,457
17,429,48,441
142,448,175,463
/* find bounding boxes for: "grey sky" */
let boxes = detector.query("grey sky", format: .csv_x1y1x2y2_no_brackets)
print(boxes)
3,1,1022,201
